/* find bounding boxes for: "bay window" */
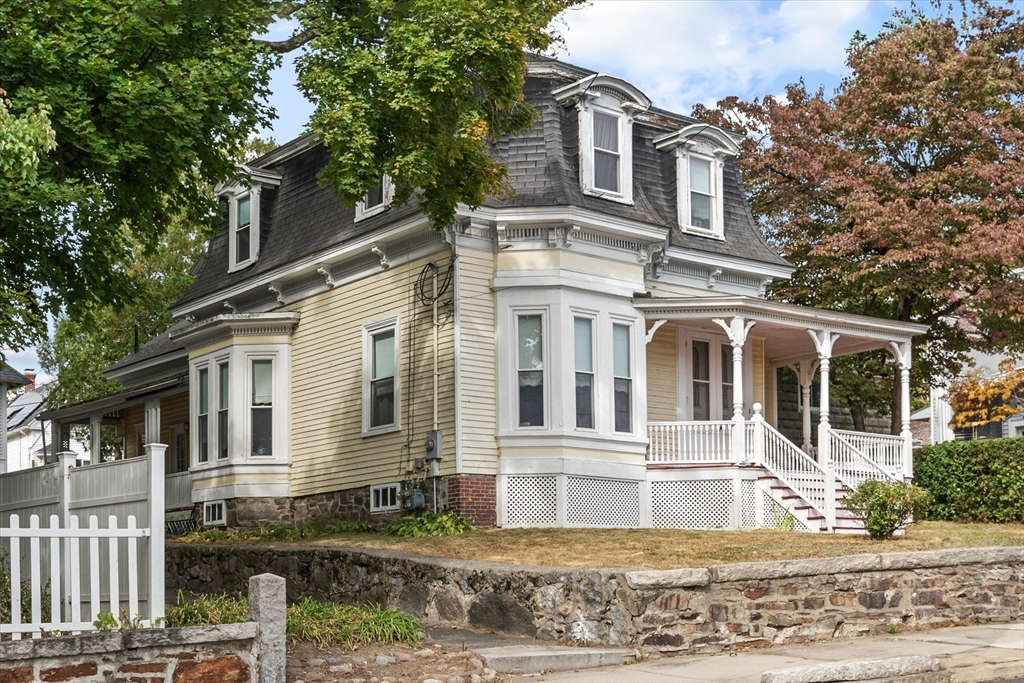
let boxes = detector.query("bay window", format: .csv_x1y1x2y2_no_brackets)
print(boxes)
251,359,273,456
613,324,632,433
197,367,209,463
218,362,229,460
517,314,544,427
574,317,594,429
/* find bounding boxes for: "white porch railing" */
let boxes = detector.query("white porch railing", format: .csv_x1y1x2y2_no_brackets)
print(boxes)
831,430,905,480
647,421,736,463
1,514,148,639
829,429,901,489
760,421,830,522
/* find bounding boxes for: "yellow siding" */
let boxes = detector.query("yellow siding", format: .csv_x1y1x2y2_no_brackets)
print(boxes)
287,253,457,496
646,322,677,421
752,338,765,411
764,359,775,425
457,247,499,475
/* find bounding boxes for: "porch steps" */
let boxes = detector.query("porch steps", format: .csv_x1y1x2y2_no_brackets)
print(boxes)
758,476,866,534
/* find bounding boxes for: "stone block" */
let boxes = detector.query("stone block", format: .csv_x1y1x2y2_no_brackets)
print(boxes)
624,568,711,589
173,656,250,683
761,655,944,683
468,594,536,637
0,668,34,683
250,573,287,683
40,662,99,682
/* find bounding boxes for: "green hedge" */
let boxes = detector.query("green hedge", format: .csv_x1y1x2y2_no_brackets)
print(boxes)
914,437,1024,523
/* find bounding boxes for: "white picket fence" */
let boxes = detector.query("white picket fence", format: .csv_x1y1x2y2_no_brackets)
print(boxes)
0,444,165,638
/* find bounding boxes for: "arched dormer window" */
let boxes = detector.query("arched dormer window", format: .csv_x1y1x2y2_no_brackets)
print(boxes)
553,74,651,205
654,125,740,239
219,165,282,273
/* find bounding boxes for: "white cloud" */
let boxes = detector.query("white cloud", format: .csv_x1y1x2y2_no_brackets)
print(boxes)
1,348,53,384
555,0,892,115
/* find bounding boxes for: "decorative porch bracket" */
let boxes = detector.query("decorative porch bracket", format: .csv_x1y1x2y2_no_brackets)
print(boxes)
645,319,667,345
888,341,914,480
713,317,756,465
808,329,838,531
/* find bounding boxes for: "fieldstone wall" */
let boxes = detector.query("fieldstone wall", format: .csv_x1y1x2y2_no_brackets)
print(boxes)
167,544,1023,653
0,623,259,683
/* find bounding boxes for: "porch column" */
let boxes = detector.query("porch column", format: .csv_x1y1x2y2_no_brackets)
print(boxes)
890,342,914,479
144,397,161,446
794,360,819,455
809,329,837,531
714,317,756,463
89,413,103,463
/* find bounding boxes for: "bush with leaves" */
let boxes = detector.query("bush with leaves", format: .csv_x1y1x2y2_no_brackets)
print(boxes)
843,480,930,540
386,510,474,537
914,438,1024,523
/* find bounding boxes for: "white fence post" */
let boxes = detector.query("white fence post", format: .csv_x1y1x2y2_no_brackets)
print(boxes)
58,451,75,621
146,443,166,627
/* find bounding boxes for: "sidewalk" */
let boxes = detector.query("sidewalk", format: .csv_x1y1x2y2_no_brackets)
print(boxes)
509,623,1024,683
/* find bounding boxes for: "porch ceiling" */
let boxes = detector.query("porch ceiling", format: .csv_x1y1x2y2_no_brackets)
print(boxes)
636,295,929,365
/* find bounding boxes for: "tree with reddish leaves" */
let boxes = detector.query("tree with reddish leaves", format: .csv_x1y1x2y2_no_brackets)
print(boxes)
696,0,1024,433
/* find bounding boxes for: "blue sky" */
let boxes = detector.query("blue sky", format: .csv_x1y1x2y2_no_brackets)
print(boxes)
5,0,904,377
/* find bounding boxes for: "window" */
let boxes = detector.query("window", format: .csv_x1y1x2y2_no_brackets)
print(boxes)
574,317,594,429
170,424,188,473
593,112,621,193
197,367,209,463
134,423,146,459
692,341,710,421
355,176,394,221
235,194,251,263
251,360,273,456
217,362,229,460
613,324,632,433
203,501,225,526
517,314,544,427
371,483,401,513
363,317,399,434
689,156,714,231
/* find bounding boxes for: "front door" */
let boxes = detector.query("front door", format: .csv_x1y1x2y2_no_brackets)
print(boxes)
682,333,739,421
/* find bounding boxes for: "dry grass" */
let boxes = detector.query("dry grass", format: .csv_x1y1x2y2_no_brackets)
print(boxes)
295,521,1024,570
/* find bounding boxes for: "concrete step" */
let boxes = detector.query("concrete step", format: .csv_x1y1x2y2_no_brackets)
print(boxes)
477,645,635,674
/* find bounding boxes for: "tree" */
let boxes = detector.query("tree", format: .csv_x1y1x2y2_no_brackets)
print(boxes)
696,0,1024,433
948,358,1024,429
1,0,576,357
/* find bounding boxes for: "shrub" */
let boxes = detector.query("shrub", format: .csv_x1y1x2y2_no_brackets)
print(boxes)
386,510,474,537
914,438,1024,523
843,480,930,540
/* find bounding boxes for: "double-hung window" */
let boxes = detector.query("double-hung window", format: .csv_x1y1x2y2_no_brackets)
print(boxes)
574,317,594,429
688,156,715,231
517,314,544,427
217,362,229,460
197,367,210,463
356,176,394,221
235,195,251,263
363,318,399,434
613,324,632,433
593,112,621,194
251,360,273,456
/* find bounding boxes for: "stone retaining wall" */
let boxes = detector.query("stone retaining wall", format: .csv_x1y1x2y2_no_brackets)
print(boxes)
0,623,259,683
167,544,1024,653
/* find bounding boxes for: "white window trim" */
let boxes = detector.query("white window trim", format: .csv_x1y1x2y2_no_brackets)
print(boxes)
355,175,395,222
362,315,401,436
246,354,277,458
579,102,634,205
228,186,262,272
215,357,230,460
193,361,211,466
203,500,226,526
609,316,636,435
512,308,549,431
571,311,598,432
370,482,402,513
676,149,726,239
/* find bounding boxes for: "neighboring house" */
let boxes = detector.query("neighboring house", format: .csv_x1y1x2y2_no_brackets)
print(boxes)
41,57,927,532
1,363,30,474
4,372,89,472
927,349,1024,444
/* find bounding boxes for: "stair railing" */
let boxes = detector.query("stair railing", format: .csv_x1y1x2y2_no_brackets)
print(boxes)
829,429,900,489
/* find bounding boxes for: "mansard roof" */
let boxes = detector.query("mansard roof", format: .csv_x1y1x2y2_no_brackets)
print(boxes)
174,57,788,311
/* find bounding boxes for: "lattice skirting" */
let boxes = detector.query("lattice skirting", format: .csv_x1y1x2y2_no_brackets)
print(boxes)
500,471,768,530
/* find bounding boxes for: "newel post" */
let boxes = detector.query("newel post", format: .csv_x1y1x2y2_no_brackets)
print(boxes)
145,442,166,626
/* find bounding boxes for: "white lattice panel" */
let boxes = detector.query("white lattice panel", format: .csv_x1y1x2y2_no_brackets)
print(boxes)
565,477,641,528
651,480,733,529
741,480,757,529
762,492,811,532
505,476,558,527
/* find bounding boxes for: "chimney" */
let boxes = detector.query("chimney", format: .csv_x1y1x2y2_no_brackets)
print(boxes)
23,369,36,391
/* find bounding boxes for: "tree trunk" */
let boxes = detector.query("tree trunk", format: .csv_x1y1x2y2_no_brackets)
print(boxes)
849,401,867,433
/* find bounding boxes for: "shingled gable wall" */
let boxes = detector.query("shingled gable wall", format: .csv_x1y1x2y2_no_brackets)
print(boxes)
167,545,1024,652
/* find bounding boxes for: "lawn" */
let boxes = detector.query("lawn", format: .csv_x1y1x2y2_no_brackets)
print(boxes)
180,521,1024,570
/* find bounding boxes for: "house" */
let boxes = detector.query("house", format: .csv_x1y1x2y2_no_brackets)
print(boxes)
4,372,89,472
41,57,927,532
1,363,30,474
926,349,1024,444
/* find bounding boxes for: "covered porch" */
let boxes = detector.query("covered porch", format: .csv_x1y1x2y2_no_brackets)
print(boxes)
638,296,928,532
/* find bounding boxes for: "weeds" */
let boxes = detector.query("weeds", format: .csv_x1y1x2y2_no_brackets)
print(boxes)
178,519,373,544
386,510,474,537
165,591,250,627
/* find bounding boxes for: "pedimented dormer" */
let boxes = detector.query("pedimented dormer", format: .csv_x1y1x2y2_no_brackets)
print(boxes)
218,165,282,273
553,74,652,205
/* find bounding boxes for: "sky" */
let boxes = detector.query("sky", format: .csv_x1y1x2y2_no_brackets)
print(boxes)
3,0,904,380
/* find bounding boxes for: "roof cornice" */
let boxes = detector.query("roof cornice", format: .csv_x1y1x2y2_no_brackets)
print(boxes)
170,312,301,350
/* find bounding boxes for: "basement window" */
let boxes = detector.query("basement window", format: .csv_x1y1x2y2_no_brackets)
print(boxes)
371,483,401,513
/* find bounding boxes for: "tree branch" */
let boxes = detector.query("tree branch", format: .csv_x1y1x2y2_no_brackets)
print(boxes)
252,29,316,54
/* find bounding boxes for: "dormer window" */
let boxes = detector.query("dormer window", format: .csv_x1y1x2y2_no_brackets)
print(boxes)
228,189,260,271
553,74,652,206
654,124,740,240
356,176,394,221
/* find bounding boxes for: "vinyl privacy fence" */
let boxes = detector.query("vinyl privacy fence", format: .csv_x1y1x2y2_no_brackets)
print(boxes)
0,445,166,639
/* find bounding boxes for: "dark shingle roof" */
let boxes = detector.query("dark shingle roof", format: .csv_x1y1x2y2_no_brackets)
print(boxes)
175,60,788,308
1,364,29,387
105,319,191,374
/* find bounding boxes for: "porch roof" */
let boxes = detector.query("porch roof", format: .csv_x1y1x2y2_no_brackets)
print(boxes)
634,295,929,365
40,376,187,424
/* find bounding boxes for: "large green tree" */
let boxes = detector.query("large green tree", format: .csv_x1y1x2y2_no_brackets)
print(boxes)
696,0,1024,432
0,0,575,358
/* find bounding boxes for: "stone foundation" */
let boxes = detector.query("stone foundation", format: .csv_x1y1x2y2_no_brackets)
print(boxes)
166,544,1024,652
204,474,496,529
